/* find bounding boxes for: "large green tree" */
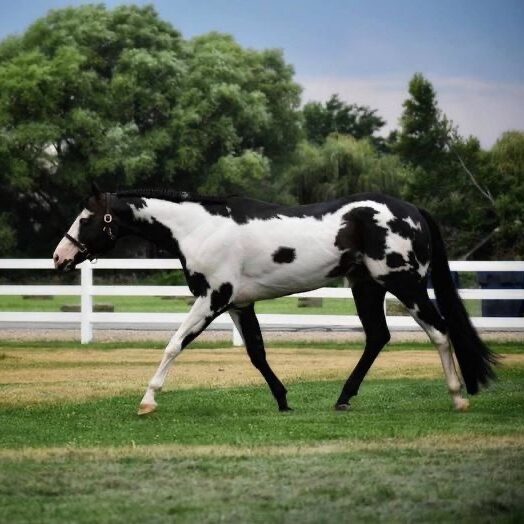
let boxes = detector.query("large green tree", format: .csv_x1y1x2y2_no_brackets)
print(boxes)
394,73,451,171
485,131,524,258
303,94,385,147
0,5,301,255
284,135,412,204
394,73,523,259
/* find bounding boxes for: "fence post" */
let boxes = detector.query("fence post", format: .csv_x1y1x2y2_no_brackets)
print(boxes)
80,263,93,344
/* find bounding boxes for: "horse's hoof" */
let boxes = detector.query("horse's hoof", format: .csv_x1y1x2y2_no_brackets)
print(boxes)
279,406,293,412
335,403,350,411
137,403,157,416
454,398,470,412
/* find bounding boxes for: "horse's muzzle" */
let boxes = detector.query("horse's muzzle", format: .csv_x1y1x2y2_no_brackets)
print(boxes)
53,254,76,272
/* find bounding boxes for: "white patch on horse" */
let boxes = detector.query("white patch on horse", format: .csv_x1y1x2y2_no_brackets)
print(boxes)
403,217,422,230
53,209,93,266
417,261,430,277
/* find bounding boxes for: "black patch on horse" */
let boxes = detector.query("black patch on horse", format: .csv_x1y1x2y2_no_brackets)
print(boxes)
327,251,360,278
273,247,296,264
388,217,414,239
187,272,210,297
345,207,388,260
386,252,405,268
408,251,420,272
210,283,233,313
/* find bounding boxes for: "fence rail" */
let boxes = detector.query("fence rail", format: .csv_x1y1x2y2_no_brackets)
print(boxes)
1,259,523,344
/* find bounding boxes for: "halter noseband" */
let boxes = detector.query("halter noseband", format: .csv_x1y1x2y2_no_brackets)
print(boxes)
65,194,116,262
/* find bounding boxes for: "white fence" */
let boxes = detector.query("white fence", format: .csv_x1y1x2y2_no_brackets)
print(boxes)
1,259,523,344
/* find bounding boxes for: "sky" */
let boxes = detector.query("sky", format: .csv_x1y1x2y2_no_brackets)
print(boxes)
0,0,523,147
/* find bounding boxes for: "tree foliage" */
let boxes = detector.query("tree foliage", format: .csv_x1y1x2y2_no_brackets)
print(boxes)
487,131,524,257
394,73,451,171
0,5,301,255
199,150,273,200
284,135,412,204
303,94,385,147
395,73,522,259
0,8,520,262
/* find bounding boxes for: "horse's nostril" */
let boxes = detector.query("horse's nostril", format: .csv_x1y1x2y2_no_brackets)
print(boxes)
53,254,59,262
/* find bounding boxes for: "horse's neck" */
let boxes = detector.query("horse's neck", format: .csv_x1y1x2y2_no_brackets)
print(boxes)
119,197,213,252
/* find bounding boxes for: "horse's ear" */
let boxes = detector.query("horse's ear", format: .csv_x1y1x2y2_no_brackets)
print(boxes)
91,181,102,199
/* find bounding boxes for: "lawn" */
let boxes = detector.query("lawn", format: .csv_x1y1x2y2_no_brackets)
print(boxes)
0,342,522,522
0,294,484,316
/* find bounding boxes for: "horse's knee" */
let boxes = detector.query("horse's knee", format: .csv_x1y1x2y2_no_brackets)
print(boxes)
366,329,390,349
164,340,182,358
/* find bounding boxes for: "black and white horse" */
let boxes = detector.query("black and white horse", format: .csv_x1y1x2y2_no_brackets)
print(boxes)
53,185,497,415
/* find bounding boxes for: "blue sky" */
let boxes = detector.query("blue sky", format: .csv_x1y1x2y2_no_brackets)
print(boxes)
1,0,523,146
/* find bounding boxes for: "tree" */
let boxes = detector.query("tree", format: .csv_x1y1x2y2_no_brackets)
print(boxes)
0,5,302,255
393,74,490,256
199,150,273,200
303,94,385,147
486,131,524,258
394,74,524,259
284,135,412,204
394,73,451,172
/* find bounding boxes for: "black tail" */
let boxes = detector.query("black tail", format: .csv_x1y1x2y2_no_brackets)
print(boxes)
420,208,498,394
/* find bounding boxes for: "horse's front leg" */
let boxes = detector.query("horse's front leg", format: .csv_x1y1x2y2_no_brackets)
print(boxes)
138,295,221,415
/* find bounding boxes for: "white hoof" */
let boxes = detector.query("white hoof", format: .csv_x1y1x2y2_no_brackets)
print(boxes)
454,397,470,412
137,403,157,416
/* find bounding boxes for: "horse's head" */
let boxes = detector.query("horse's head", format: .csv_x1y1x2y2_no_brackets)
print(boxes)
53,183,119,271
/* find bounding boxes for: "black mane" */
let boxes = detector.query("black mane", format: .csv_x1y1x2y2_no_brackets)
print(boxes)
116,188,227,206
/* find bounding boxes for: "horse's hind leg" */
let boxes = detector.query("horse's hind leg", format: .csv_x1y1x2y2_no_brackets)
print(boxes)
394,288,469,411
335,279,390,410
230,304,290,411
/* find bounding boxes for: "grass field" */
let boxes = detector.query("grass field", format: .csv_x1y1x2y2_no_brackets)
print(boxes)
0,294,484,316
1,340,523,523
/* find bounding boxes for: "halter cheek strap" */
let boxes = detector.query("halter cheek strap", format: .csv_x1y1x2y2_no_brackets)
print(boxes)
65,194,116,261
64,232,96,261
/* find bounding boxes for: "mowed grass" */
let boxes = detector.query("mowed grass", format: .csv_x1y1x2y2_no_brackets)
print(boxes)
0,294,484,315
0,342,523,523
0,294,357,314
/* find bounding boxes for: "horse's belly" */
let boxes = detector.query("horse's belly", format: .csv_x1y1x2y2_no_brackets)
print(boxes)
235,259,337,303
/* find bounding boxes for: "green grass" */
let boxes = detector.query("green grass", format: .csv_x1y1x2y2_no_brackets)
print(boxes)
1,369,523,449
0,295,359,314
1,446,522,523
1,349,523,523
0,294,485,315
0,339,522,353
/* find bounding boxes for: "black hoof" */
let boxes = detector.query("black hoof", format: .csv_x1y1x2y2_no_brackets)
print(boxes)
335,403,350,411
279,406,293,412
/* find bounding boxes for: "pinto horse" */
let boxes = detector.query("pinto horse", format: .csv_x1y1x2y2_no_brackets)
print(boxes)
53,185,497,415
